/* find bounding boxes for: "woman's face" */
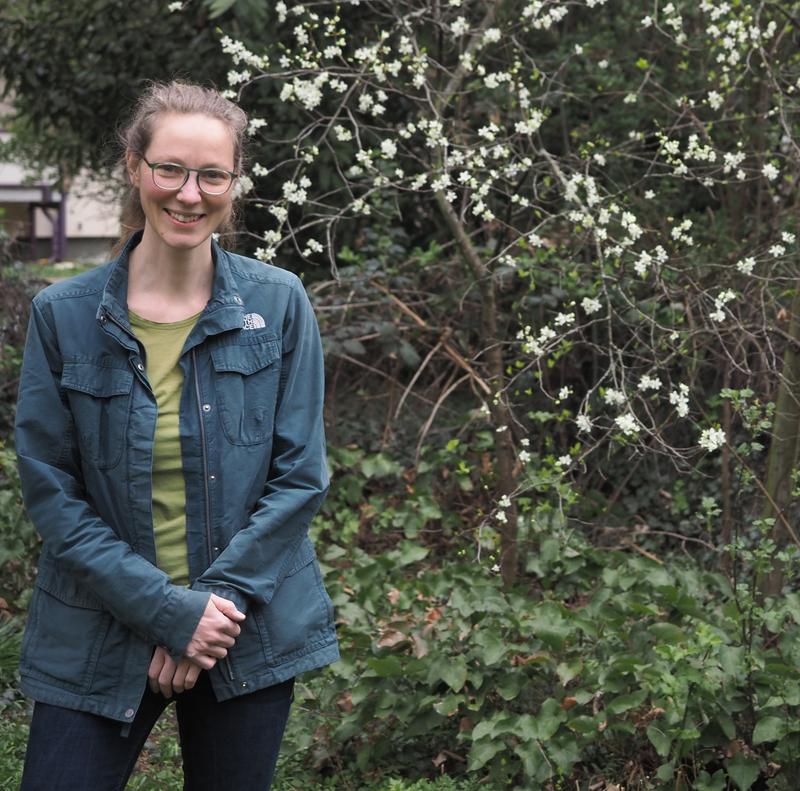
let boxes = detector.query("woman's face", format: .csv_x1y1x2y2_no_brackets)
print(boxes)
127,112,237,255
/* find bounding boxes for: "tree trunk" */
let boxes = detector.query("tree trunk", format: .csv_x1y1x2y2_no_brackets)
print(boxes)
761,284,800,595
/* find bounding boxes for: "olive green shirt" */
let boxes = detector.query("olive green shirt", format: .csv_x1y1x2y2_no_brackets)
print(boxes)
129,309,201,586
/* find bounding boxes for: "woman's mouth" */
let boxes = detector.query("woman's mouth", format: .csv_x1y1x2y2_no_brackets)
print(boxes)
165,209,204,225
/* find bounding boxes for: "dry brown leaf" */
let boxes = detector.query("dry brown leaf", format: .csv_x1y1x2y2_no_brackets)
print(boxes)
377,629,408,648
336,691,353,714
412,633,429,658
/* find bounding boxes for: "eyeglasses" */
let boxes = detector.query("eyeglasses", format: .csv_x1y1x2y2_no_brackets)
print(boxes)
139,156,238,196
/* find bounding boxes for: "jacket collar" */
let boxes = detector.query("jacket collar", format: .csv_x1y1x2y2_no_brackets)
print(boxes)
97,231,246,341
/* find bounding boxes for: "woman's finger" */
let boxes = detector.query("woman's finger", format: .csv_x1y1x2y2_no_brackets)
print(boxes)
148,647,167,694
172,661,190,694
184,663,202,691
158,653,177,698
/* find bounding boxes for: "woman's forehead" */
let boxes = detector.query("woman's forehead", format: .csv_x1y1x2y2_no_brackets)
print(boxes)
147,112,236,164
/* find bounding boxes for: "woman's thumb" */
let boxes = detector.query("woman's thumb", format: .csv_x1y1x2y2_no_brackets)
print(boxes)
210,593,246,620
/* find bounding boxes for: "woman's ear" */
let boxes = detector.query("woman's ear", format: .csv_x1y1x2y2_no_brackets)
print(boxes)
126,151,141,187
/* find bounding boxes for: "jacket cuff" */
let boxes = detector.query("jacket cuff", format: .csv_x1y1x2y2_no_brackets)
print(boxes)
153,587,210,660
190,582,249,616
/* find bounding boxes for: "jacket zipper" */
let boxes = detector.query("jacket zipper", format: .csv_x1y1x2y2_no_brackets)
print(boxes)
191,348,235,683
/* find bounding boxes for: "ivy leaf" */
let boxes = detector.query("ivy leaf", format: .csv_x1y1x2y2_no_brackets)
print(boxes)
725,753,761,791
473,629,507,666
535,698,566,741
752,715,786,744
606,689,648,715
366,656,404,677
646,724,672,757
467,737,506,771
435,655,467,692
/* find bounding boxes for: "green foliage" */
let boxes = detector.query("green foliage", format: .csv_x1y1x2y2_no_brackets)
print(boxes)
0,443,38,611
288,440,800,789
0,0,232,181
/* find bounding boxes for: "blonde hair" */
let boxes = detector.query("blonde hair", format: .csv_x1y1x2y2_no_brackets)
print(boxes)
113,81,249,256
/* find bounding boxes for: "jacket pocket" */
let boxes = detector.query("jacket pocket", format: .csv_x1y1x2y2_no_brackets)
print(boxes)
261,537,336,663
61,359,133,470
20,570,111,695
211,335,281,446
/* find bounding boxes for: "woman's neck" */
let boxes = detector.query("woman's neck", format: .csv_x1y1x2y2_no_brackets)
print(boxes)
126,229,214,322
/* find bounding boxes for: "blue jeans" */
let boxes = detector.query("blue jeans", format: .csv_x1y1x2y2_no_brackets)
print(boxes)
20,673,294,790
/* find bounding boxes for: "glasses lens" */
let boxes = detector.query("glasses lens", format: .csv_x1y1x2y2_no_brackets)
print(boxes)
198,169,233,195
152,163,188,190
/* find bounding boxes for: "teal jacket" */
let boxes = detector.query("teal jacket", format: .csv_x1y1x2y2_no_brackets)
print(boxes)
15,233,338,724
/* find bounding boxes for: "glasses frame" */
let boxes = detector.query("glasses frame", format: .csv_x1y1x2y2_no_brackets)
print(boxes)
138,155,238,196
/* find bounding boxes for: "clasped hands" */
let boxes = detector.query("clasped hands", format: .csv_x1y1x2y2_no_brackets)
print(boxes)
148,593,245,698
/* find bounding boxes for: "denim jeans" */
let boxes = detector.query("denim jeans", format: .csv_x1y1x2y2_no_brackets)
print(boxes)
20,673,294,791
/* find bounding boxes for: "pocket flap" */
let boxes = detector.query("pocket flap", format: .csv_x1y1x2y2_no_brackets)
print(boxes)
284,536,316,577
212,338,280,375
35,560,105,610
61,361,134,397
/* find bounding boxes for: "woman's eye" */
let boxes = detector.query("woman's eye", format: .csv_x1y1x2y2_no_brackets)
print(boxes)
158,164,183,175
202,169,228,183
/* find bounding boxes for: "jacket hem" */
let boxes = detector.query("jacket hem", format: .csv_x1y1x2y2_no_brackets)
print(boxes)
210,639,341,702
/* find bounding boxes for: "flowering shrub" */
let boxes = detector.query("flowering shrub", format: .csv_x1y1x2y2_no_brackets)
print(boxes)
204,0,800,785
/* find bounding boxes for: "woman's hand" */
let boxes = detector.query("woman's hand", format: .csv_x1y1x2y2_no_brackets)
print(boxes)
148,646,202,697
183,593,245,669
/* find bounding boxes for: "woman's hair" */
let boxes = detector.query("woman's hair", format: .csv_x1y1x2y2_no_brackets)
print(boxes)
112,80,249,256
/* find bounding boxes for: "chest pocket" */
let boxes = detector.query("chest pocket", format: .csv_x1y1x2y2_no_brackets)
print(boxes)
61,360,134,470
212,335,281,446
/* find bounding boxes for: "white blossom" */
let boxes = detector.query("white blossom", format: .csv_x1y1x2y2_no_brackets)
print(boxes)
615,413,640,436
576,414,593,432
762,162,780,181
769,244,786,258
699,427,726,452
603,388,626,406
581,296,602,315
554,312,575,327
334,125,353,142
247,118,267,136
380,139,398,158
736,256,755,275
638,374,661,392
669,384,690,417
451,16,469,36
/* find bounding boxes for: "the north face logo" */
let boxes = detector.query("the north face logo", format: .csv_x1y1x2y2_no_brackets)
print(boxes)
243,312,266,330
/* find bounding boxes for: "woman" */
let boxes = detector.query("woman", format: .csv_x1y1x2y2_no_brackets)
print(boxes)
15,81,338,790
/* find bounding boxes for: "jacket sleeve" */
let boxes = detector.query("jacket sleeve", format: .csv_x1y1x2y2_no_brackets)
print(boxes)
190,278,329,611
15,298,210,658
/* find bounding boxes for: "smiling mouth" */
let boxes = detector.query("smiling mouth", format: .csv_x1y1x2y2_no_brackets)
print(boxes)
165,209,204,224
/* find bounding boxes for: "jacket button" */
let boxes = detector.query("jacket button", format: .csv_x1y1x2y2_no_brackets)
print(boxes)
202,403,211,412
136,362,144,371
209,474,216,481
240,682,248,689
124,708,135,719
233,295,243,305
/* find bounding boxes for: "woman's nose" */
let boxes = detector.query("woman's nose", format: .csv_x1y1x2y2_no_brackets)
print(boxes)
177,173,203,203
